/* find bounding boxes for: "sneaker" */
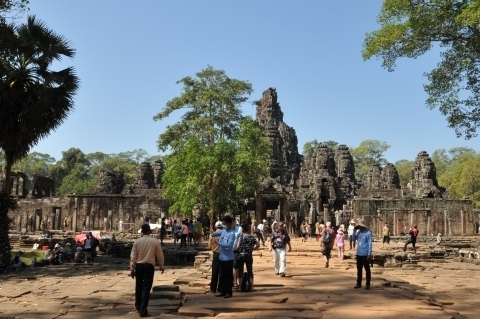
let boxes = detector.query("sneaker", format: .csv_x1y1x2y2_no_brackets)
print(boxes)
354,284,361,289
275,272,279,275
365,285,371,290
280,273,285,277
224,293,232,298
215,293,226,297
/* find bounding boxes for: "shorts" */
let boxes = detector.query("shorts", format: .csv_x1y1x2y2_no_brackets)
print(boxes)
233,250,241,269
383,236,390,244
322,247,332,258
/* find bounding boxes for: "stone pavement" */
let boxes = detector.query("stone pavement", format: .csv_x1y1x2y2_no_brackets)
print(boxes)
0,236,477,318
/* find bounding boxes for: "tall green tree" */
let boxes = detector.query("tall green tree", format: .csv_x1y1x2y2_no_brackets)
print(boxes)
303,140,338,158
351,140,390,181
439,153,480,208
154,65,253,151
12,152,55,175
363,0,480,139
323,140,339,151
432,149,452,180
0,16,79,265
302,139,319,158
49,148,88,194
395,159,413,187
154,66,270,221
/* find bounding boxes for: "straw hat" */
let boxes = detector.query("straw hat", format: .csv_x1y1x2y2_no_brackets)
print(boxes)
356,219,368,228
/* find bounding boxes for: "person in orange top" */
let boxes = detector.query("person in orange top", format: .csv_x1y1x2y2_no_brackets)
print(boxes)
130,224,165,317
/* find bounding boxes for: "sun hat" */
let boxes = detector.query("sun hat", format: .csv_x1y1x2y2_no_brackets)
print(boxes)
215,221,223,228
356,219,368,228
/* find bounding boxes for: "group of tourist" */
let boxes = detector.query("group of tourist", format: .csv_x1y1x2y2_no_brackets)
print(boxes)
208,215,293,298
171,219,205,248
126,213,421,315
43,232,99,266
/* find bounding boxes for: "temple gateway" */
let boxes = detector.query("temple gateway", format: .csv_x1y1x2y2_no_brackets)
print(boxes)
5,88,477,236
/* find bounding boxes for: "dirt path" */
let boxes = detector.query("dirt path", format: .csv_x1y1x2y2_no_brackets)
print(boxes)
0,237,476,318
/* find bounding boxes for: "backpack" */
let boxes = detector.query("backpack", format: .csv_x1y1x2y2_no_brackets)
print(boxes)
412,228,418,237
322,229,331,245
241,272,252,292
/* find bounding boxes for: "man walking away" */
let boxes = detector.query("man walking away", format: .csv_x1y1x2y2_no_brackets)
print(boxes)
255,222,265,246
321,222,335,268
130,224,165,317
382,222,390,249
354,219,373,290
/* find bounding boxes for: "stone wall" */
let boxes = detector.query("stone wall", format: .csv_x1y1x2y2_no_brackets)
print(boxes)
351,198,474,236
10,193,169,233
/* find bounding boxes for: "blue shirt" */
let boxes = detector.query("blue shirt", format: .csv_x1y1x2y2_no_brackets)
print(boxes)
212,228,235,261
356,229,372,256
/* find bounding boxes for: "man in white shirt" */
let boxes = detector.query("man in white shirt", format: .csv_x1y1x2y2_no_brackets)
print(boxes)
255,222,265,246
130,224,165,317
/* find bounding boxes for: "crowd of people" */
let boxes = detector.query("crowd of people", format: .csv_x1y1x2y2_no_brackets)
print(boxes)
205,215,421,295
43,231,99,266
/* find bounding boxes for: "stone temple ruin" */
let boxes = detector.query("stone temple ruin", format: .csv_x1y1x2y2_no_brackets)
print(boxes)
6,88,477,237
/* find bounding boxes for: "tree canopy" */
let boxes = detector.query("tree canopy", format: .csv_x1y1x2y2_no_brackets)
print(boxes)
363,0,480,139
154,65,253,151
0,16,79,193
302,140,338,158
154,66,270,220
350,140,390,181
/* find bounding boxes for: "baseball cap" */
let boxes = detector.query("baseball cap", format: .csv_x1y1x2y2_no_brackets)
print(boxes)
215,221,223,228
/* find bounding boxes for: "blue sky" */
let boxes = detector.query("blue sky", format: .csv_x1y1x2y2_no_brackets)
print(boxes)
27,1,478,164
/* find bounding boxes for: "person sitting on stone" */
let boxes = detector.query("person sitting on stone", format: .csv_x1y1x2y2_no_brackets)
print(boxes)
44,248,54,265
53,243,63,264
74,247,84,263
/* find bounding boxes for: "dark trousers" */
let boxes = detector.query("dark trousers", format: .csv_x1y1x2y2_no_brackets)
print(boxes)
218,259,234,295
180,234,187,247
356,255,371,286
237,254,253,278
404,237,417,253
254,231,264,245
135,263,154,316
210,252,220,292
349,236,356,249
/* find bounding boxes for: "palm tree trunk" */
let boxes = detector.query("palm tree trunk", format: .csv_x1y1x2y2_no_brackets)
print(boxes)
1,152,15,266
0,192,12,266
1,152,13,193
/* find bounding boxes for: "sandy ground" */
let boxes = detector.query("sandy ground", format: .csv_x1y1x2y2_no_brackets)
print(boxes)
0,236,477,318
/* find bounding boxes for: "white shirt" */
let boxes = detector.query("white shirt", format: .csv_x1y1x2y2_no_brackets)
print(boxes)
257,224,264,231
130,235,164,269
348,225,355,236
